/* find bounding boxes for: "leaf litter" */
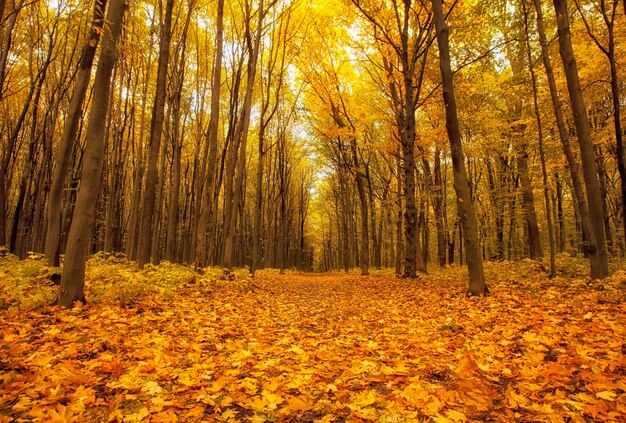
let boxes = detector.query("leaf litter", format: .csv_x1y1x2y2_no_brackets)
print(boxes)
1,254,626,421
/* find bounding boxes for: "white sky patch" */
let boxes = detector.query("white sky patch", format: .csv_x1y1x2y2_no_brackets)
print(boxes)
196,15,212,30
46,0,61,10
46,0,72,15
143,2,156,25
491,33,507,74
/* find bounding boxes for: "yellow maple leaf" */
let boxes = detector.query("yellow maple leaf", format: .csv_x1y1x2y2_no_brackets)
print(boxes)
349,389,377,408
123,407,149,422
285,396,314,412
142,380,163,395
354,407,378,420
151,409,179,422
262,391,284,410
184,405,205,419
595,390,617,401
248,395,268,412
221,408,238,420
446,409,467,422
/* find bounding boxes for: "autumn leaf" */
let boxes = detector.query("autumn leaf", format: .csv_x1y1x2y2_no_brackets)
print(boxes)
595,391,617,401
3,259,626,422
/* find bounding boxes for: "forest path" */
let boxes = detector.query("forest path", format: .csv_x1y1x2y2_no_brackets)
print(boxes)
2,264,626,421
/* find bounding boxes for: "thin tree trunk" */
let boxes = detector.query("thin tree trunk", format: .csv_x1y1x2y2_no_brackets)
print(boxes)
534,0,592,254
58,0,126,307
607,30,626,246
517,142,543,259
555,173,565,252
552,0,609,279
433,0,487,295
574,0,626,249
11,21,57,255
433,149,446,266
166,89,184,261
395,156,403,275
137,0,174,267
104,61,128,253
223,0,264,269
523,0,555,276
354,163,369,275
196,0,224,268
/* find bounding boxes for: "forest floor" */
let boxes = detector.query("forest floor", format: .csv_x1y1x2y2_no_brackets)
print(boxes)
1,254,626,422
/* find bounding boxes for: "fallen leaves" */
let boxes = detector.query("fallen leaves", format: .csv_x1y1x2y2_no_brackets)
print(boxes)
1,256,626,421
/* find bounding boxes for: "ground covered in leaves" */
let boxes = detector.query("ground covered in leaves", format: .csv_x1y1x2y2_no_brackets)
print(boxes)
1,253,626,422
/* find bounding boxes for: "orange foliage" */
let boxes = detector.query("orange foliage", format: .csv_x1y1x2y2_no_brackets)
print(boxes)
1,260,626,421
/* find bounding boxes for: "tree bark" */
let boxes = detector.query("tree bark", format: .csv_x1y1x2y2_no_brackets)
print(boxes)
223,0,264,269
166,24,189,262
534,0,592,254
552,0,609,279
58,0,126,307
523,0,555,276
573,0,626,249
433,150,446,266
395,156,403,275
196,0,224,268
432,0,487,295
137,0,174,267
517,142,543,259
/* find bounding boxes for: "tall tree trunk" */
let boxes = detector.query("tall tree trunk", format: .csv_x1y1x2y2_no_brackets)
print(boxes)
104,62,128,253
58,0,126,307
166,1,193,263
433,0,487,295
607,36,626,247
504,21,543,260
10,20,57,255
555,172,565,252
433,150,446,266
166,107,183,262
223,0,264,269
196,0,224,268
395,156,403,275
251,133,265,274
354,163,369,275
126,21,156,261
517,142,543,259
401,109,419,278
552,0,609,279
574,0,626,249
523,0,555,276
150,119,170,262
137,0,174,267
534,0,592,254
0,4,33,247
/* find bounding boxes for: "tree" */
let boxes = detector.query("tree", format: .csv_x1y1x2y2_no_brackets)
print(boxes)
522,0,556,276
432,0,487,295
552,0,609,279
58,0,126,307
45,0,108,266
195,0,224,268
573,0,626,247
351,0,433,278
222,0,267,269
533,0,593,259
137,0,174,267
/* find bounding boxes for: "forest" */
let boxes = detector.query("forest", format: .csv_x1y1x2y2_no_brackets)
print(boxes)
1,0,626,421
